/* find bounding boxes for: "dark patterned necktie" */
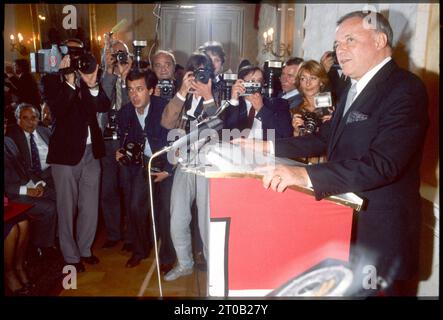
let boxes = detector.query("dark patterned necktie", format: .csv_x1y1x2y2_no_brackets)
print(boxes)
247,106,256,129
30,133,42,174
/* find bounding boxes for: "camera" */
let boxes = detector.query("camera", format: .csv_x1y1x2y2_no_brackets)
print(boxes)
112,50,129,64
240,81,262,96
103,109,119,140
30,44,97,74
118,141,144,166
299,111,322,136
194,67,212,84
221,73,238,101
314,92,333,116
263,60,282,98
132,40,148,71
157,79,175,100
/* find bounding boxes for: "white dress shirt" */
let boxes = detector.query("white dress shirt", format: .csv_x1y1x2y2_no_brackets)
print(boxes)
136,103,153,157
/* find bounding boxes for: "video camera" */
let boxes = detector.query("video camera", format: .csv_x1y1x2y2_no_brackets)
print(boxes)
263,60,282,98
30,44,97,74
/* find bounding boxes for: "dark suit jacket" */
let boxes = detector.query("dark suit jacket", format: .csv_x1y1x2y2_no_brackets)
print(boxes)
6,125,53,184
278,90,304,110
224,96,293,140
44,74,111,165
4,137,30,198
275,60,429,280
117,95,172,174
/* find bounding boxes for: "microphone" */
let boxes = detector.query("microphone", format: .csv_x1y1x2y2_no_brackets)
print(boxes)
169,117,224,151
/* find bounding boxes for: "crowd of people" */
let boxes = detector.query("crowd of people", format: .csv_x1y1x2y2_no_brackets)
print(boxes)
3,10,428,296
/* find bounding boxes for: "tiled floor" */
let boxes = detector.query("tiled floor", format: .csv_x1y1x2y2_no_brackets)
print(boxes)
59,227,207,297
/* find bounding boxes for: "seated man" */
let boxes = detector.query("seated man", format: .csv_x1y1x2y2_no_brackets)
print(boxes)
6,104,58,258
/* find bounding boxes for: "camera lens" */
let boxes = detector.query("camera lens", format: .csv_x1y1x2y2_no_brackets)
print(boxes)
77,53,97,74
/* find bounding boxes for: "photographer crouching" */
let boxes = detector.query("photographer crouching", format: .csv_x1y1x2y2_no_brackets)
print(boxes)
116,69,175,269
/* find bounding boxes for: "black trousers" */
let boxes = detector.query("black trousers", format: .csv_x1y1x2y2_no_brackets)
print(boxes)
119,164,152,260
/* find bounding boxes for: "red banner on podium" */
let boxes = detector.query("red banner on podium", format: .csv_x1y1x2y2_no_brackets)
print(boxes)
209,177,354,296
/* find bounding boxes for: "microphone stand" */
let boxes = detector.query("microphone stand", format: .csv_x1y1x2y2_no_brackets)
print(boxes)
145,146,172,297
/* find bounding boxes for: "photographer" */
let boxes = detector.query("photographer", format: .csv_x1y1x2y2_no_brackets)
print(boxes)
44,38,111,272
116,69,175,269
199,41,226,106
151,50,177,101
278,57,304,110
98,37,132,250
291,60,334,138
160,52,218,282
224,64,293,140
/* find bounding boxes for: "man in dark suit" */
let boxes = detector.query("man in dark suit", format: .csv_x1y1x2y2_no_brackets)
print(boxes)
6,103,57,256
44,39,111,272
235,11,428,296
116,69,175,269
224,65,293,140
278,57,304,110
7,59,41,112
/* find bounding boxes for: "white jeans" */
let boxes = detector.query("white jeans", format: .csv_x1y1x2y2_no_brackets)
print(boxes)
169,164,209,269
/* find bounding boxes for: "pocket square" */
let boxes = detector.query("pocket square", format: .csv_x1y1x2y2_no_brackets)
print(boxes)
346,111,369,124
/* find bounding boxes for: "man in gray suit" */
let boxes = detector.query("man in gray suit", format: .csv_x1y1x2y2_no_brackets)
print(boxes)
6,103,57,256
99,38,132,249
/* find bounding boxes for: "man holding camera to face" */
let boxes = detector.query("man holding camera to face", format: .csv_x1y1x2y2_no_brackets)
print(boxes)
116,69,175,269
44,39,111,272
152,50,177,102
160,52,219,282
98,38,132,250
224,64,293,140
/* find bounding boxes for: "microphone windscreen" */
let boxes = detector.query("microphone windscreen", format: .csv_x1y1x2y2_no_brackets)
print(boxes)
111,19,127,34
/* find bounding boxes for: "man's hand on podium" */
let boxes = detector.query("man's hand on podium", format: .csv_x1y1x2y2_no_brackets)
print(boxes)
262,165,309,192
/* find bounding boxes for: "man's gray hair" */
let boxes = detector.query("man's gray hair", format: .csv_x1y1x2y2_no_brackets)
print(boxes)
337,11,393,48
15,103,40,120
152,50,177,66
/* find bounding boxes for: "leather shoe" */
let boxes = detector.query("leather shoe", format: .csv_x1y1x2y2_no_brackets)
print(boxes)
81,255,100,265
125,256,142,268
102,240,119,248
121,243,133,252
160,263,174,274
65,261,85,273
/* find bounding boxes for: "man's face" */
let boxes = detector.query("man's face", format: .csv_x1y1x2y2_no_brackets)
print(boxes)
18,108,39,133
206,51,223,76
335,17,380,81
280,64,300,92
153,53,174,80
127,78,151,111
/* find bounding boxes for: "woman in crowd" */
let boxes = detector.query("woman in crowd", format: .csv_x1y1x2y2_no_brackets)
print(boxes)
291,60,334,137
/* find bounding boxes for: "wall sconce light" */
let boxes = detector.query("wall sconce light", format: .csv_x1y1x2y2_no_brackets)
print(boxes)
262,27,291,59
10,33,30,56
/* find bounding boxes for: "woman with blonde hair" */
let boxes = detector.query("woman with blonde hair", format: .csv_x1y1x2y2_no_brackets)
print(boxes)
291,60,334,137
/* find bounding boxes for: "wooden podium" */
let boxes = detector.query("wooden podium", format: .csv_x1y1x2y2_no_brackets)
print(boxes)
184,142,363,297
